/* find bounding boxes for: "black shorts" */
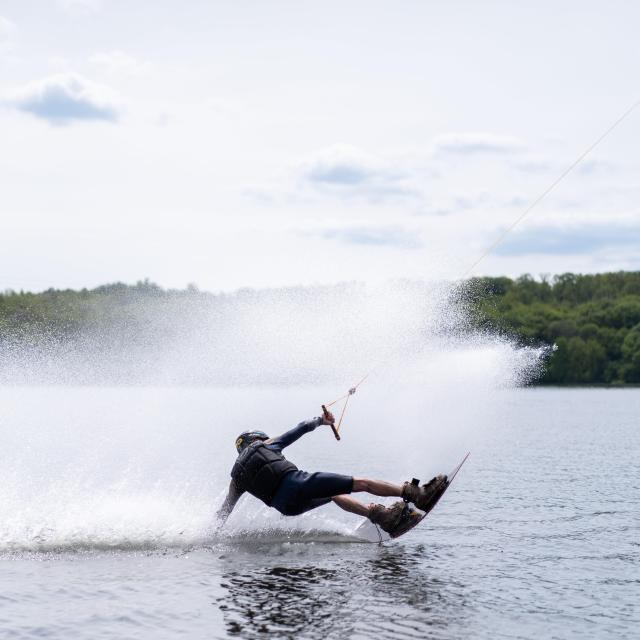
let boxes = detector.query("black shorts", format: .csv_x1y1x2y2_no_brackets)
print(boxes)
271,470,354,516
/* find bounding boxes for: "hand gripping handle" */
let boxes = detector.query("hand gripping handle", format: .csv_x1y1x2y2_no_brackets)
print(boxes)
322,404,341,441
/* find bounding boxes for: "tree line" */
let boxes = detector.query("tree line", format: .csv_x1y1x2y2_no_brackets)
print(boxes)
467,271,640,384
1,273,640,384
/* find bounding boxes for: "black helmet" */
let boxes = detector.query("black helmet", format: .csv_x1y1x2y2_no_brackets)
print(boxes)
235,430,269,453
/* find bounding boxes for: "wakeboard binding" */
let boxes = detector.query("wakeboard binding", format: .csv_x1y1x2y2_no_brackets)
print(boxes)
402,474,449,514
368,501,423,538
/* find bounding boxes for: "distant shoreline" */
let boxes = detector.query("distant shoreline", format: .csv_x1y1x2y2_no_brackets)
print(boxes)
2,271,640,386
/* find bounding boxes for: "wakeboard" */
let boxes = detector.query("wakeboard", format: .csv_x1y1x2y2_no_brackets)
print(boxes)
353,452,470,543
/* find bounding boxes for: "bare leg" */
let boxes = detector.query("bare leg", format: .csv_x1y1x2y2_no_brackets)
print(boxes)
332,478,405,518
332,478,406,519
332,495,371,517
352,478,403,497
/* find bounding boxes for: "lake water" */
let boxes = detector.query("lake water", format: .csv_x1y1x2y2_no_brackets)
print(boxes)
0,386,638,639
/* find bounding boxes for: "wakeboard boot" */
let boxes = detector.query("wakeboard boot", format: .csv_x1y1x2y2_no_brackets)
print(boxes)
402,474,448,513
368,501,423,538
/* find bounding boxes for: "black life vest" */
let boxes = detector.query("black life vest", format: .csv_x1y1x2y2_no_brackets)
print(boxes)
230,441,298,506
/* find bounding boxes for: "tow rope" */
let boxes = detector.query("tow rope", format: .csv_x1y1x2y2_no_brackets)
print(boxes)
321,373,369,440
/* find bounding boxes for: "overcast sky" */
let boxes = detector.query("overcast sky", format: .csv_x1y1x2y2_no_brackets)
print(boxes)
1,0,639,292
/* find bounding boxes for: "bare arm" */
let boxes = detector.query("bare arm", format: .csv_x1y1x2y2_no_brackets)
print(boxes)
216,480,244,526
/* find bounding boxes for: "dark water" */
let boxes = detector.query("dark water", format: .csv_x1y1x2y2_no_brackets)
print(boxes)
1,388,638,639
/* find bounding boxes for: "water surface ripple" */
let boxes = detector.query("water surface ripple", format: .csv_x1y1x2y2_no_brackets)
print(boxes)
1,388,638,639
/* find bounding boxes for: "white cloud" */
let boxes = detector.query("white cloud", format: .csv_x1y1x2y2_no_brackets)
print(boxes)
513,155,615,177
5,73,122,125
89,50,151,76
312,224,423,249
298,144,417,202
301,144,380,185
576,157,616,176
419,190,526,216
434,132,524,155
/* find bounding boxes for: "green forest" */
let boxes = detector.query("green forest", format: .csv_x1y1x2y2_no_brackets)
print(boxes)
1,272,640,385
468,271,640,384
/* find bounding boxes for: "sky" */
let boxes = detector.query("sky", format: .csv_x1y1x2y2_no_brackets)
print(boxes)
1,0,639,292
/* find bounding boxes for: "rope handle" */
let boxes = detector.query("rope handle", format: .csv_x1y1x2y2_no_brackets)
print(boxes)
322,405,341,441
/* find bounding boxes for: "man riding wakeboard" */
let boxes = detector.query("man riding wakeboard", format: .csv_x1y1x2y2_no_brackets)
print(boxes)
216,411,447,537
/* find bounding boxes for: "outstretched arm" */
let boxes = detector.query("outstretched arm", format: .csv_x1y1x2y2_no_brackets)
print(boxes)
266,412,334,451
216,480,244,526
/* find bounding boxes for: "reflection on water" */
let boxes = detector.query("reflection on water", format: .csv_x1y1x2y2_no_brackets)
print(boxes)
218,564,342,637
215,544,468,639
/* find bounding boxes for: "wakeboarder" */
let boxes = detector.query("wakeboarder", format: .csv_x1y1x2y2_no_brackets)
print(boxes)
216,410,448,536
